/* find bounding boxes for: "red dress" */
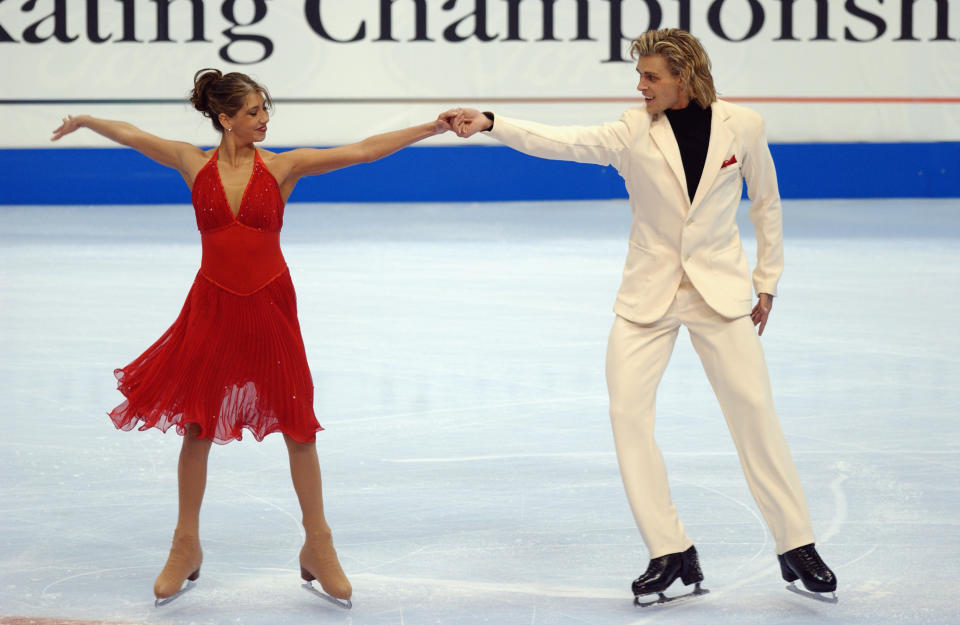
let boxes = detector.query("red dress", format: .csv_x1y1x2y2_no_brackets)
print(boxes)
109,149,322,444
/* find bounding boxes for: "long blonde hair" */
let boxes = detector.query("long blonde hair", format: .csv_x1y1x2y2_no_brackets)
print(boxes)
630,29,717,108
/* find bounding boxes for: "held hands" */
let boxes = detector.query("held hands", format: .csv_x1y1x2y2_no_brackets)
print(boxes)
439,108,492,138
751,293,773,336
51,115,89,141
431,116,453,135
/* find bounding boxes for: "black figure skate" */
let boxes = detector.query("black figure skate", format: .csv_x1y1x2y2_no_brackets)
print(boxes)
779,543,838,604
632,545,709,607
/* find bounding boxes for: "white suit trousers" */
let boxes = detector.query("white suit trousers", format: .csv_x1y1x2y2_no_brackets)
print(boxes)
606,278,815,557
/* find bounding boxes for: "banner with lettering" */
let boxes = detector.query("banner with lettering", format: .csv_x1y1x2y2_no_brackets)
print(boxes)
4,1,958,147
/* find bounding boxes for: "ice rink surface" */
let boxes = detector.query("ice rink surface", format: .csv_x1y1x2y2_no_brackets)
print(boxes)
1,198,958,625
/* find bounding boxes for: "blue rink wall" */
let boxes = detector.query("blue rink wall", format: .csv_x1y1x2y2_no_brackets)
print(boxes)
1,142,958,204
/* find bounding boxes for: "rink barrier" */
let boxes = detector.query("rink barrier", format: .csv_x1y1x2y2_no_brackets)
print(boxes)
2,142,957,204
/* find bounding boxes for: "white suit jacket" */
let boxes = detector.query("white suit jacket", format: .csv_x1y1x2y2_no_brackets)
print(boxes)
488,100,784,324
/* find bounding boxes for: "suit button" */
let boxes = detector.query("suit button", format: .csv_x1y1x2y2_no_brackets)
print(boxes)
684,254,691,261
686,218,695,225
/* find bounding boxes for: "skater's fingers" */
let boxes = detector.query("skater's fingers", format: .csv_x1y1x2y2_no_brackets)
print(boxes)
754,309,769,334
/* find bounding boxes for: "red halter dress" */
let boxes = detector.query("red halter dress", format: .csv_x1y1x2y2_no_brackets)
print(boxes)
109,149,322,444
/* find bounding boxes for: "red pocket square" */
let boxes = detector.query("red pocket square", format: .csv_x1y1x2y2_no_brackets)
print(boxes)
721,155,738,168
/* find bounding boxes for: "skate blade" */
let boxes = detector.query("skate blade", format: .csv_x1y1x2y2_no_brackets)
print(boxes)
635,582,709,608
302,581,353,610
786,582,838,604
154,579,196,607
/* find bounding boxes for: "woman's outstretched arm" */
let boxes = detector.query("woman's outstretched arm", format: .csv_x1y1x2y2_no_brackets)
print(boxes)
275,119,450,183
51,115,205,179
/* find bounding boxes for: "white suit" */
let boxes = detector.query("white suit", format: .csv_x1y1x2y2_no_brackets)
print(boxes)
489,100,815,557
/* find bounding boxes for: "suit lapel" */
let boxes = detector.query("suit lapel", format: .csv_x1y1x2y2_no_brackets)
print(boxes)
648,114,689,204
691,103,735,211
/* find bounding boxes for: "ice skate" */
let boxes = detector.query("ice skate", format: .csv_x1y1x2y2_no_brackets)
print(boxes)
632,545,709,607
779,543,837,603
154,532,202,607
299,530,352,610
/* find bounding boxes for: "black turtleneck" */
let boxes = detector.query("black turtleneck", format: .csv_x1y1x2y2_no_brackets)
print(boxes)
664,103,712,202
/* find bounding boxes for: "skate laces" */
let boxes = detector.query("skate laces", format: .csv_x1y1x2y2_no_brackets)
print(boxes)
796,546,828,574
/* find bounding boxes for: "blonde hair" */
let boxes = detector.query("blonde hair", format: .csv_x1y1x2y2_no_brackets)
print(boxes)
630,29,717,108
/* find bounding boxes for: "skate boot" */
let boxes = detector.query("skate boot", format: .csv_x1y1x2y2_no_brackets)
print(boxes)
154,532,202,606
300,529,353,609
779,543,837,602
632,545,708,607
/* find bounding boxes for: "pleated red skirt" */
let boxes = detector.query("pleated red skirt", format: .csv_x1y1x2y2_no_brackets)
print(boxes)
108,148,322,444
109,269,321,444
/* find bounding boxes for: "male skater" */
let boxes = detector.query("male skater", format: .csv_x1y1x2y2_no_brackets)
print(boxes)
445,28,836,603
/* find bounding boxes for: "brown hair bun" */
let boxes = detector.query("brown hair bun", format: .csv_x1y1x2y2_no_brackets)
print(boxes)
189,68,272,132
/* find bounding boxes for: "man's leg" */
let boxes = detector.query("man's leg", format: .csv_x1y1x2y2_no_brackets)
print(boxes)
606,313,689,558
684,296,815,554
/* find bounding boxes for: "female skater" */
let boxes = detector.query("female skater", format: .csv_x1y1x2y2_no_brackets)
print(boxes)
51,69,450,608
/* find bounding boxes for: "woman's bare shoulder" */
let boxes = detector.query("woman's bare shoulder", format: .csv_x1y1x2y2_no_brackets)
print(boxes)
256,146,280,160
255,147,295,183
181,146,216,187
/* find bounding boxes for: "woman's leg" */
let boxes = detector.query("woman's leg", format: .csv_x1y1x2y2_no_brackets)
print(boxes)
154,423,211,599
284,434,352,600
